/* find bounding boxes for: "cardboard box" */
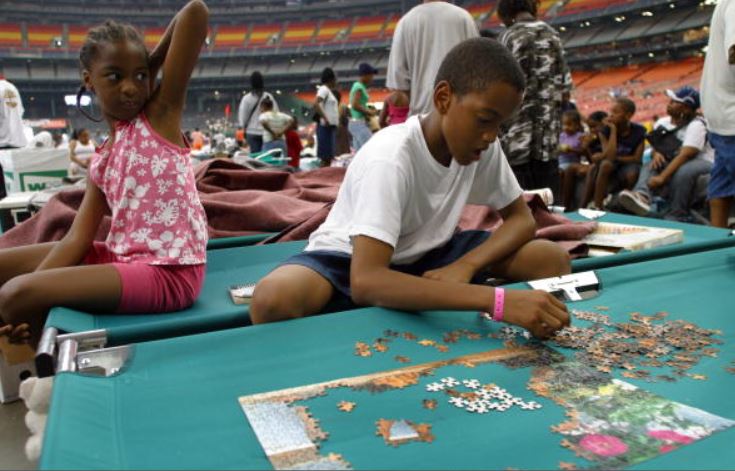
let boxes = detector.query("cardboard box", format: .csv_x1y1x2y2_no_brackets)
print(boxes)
0,148,68,194
0,337,36,403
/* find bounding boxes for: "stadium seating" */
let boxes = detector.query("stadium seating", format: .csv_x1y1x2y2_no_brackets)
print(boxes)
27,25,63,49
213,25,247,49
248,23,282,46
314,19,350,43
0,24,23,48
347,16,387,42
282,21,317,45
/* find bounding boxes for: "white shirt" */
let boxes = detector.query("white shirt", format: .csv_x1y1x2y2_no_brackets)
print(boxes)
28,131,54,148
701,0,735,135
306,115,522,264
237,91,278,136
386,2,479,118
316,85,339,126
654,116,715,163
0,79,27,148
258,111,292,143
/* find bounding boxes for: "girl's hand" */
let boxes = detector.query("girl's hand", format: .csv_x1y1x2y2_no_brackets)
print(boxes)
422,261,476,284
502,290,570,339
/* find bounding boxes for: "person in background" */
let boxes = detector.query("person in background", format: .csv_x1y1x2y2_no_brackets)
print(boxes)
285,119,303,168
258,98,293,157
0,75,27,227
190,127,203,144
700,0,735,227
68,128,97,177
557,110,588,211
379,90,410,128
580,111,608,208
618,87,714,221
314,67,339,166
497,0,571,199
335,104,351,157
386,0,478,118
238,71,278,154
235,127,245,148
587,98,646,210
348,63,378,152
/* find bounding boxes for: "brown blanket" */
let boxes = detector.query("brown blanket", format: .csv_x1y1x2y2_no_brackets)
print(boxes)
0,159,596,256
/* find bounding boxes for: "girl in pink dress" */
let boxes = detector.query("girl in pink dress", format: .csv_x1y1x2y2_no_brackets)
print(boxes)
0,0,209,344
379,90,410,128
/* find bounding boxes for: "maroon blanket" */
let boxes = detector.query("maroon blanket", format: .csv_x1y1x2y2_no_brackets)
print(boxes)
0,159,596,256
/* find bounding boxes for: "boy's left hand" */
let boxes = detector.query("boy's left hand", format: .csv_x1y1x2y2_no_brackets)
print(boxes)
422,261,476,284
0,322,31,344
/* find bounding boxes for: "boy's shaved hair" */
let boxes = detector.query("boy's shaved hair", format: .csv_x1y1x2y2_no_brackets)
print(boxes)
615,97,636,115
434,37,526,96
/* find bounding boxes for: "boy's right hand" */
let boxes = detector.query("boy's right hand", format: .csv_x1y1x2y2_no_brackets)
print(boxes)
502,290,570,339
0,322,31,344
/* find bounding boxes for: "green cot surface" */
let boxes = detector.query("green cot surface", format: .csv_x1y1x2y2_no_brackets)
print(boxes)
43,241,307,345
42,213,733,345
206,233,277,250
41,247,735,470
566,211,734,271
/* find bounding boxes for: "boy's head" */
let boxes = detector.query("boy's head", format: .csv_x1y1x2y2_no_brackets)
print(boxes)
562,110,582,134
586,111,607,134
260,97,274,112
497,0,538,27
250,71,264,91
357,63,378,85
609,98,636,127
432,37,525,165
79,21,150,123
321,67,337,87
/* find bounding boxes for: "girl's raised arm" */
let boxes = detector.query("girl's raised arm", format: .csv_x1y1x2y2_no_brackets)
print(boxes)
147,0,208,124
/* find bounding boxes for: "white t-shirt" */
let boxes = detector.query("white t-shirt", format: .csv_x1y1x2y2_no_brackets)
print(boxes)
258,111,292,143
654,116,714,163
306,115,523,265
700,0,735,135
238,91,278,136
386,2,479,118
0,79,27,148
316,85,339,127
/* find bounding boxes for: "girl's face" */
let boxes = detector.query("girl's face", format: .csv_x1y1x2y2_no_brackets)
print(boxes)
78,129,90,143
562,116,581,134
83,40,150,123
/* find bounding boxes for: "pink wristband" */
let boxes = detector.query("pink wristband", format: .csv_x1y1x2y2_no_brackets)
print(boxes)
493,288,505,322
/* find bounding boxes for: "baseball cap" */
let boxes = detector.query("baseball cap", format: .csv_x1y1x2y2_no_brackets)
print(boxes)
358,63,378,76
665,86,700,109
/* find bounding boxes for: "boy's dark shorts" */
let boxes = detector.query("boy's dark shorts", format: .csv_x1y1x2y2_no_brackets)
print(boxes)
281,230,492,312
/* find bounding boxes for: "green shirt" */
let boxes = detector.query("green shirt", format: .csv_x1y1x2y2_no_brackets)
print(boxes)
349,81,370,119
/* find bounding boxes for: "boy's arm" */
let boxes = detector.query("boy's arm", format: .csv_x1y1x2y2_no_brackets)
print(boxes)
600,124,617,161
616,141,645,164
423,197,535,284
350,235,569,339
35,179,107,271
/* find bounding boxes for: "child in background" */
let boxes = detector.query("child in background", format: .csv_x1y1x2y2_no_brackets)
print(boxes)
586,98,645,209
251,38,570,340
379,89,410,128
0,0,209,344
580,111,608,208
258,97,293,157
557,110,587,211
285,119,303,168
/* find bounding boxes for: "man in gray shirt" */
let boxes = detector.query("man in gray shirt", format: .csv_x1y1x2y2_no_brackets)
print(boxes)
386,0,479,117
237,71,278,154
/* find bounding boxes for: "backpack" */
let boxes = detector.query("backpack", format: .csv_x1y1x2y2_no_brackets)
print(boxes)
646,117,705,161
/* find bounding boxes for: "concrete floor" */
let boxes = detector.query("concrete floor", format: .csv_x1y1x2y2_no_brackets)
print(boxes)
0,400,35,470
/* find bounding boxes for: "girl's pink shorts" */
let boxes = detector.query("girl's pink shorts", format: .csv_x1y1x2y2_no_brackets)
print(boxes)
83,242,205,313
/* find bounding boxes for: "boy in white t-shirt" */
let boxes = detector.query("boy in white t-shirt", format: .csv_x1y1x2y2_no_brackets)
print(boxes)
252,39,571,339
